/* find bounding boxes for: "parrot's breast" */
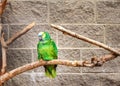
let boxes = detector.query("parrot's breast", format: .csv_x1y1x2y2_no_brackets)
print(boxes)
39,41,54,61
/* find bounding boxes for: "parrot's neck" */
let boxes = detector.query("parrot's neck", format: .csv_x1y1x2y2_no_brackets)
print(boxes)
39,39,51,44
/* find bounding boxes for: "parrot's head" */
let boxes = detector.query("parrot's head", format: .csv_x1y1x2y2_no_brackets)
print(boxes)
38,32,51,41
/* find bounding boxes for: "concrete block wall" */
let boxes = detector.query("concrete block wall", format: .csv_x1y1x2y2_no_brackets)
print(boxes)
1,0,120,86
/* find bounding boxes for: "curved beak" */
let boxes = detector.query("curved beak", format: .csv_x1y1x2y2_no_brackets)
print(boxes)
39,36,42,41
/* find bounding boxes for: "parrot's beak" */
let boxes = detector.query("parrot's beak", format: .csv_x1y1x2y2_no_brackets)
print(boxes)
39,36,42,41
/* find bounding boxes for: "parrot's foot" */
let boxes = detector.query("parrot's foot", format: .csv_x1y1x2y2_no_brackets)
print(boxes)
39,59,43,61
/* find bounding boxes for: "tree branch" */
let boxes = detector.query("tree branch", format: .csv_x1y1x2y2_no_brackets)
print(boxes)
1,32,7,75
51,24,120,56
0,0,7,16
0,22,35,86
0,53,118,85
6,22,35,45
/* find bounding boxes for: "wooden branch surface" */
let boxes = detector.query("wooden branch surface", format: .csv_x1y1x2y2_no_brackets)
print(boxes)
1,33,7,75
6,22,35,45
0,25,2,75
0,0,7,16
0,53,117,85
51,24,120,56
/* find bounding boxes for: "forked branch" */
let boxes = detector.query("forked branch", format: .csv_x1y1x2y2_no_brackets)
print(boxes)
0,22,35,76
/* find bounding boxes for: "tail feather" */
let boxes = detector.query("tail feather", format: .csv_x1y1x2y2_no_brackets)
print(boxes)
44,65,57,78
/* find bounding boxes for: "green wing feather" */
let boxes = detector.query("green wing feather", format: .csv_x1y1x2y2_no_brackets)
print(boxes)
37,44,41,60
49,39,58,59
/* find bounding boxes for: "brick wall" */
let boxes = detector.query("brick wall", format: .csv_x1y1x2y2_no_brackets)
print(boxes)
1,0,120,86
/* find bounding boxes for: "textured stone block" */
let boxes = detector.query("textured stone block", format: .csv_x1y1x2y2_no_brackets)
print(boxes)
34,74,53,86
57,49,81,73
9,25,57,48
2,24,9,41
7,49,32,71
49,0,95,23
4,79,12,86
100,73,120,86
102,56,120,73
97,1,120,24
2,0,48,24
58,49,80,60
105,25,120,48
81,49,109,73
4,74,34,86
34,74,100,86
58,25,104,48
51,74,100,86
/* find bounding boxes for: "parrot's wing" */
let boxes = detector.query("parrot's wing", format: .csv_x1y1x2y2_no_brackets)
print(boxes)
50,39,58,59
37,43,41,60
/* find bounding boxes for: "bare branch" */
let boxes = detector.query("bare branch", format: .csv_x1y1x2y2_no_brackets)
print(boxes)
0,25,2,75
1,32,7,75
6,22,35,45
0,53,117,85
51,24,120,56
0,0,7,16
0,22,35,86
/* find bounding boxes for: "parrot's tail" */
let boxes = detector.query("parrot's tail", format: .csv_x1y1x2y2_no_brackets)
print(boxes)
44,65,57,78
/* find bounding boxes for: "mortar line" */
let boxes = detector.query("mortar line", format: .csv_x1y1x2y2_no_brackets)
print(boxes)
8,48,36,50
94,0,97,24
7,23,48,25
8,47,119,50
47,0,50,24
8,47,116,50
49,23,120,25
29,72,120,75
103,25,106,45
31,49,34,63
31,49,37,86
58,47,104,49
6,23,120,25
56,30,58,47
80,49,83,74
8,24,10,40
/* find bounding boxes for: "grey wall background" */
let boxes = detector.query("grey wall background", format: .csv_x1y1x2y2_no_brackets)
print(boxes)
1,0,120,86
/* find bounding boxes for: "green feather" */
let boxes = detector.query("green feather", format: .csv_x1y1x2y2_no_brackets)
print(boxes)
37,32,58,78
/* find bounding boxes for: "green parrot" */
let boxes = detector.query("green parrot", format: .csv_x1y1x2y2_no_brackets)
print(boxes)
37,32,58,78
